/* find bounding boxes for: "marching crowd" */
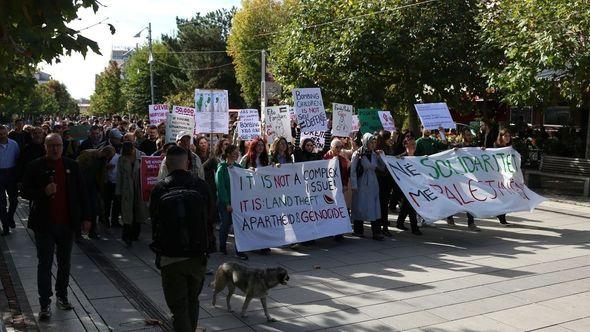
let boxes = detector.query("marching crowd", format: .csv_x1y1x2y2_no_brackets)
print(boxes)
0,114,514,328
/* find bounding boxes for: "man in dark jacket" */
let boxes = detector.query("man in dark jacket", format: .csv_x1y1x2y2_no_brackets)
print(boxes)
18,126,46,181
21,133,90,320
79,125,102,151
149,146,211,332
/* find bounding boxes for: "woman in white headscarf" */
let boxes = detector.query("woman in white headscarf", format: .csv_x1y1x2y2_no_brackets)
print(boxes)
350,133,385,240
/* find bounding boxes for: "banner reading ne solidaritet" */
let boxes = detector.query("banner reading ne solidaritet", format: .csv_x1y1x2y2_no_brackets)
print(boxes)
229,160,352,251
381,147,546,222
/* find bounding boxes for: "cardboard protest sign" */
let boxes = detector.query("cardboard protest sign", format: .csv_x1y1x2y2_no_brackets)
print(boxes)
68,124,91,141
414,103,456,130
149,104,169,125
352,115,360,132
194,89,229,134
292,88,327,132
378,111,396,132
264,106,292,143
229,159,351,251
140,156,164,201
381,147,546,222
166,108,196,143
357,109,383,134
287,106,297,122
300,131,326,150
238,109,261,140
332,103,353,137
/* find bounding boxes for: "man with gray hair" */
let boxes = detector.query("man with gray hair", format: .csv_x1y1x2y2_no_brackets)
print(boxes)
21,133,90,320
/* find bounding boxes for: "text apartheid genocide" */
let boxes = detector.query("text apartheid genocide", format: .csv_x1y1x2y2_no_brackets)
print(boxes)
236,166,341,231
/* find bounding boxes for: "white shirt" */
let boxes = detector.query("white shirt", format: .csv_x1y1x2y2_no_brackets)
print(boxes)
0,138,19,169
107,153,120,183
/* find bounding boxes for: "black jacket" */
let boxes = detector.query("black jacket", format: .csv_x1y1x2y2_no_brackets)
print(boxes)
17,143,45,181
149,169,213,244
20,157,89,232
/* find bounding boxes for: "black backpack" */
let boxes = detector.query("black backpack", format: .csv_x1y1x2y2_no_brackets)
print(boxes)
156,187,208,257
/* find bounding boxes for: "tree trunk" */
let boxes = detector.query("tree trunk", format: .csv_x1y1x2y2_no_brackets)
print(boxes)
408,104,420,136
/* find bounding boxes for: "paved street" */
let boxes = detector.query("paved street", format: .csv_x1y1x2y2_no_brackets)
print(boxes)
1,198,589,331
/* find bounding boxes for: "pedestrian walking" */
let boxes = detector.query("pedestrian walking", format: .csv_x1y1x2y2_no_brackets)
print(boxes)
0,125,20,235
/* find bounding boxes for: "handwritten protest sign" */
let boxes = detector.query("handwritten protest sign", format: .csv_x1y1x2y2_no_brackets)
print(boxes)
292,88,327,132
301,131,326,150
378,111,396,132
332,103,353,137
140,156,164,201
149,104,168,125
238,109,261,140
352,115,360,132
381,147,546,222
229,159,351,251
264,106,292,143
166,108,196,143
194,89,229,134
414,103,456,130
357,109,383,134
288,106,297,121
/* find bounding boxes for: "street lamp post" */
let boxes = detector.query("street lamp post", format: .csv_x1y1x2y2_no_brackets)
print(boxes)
135,23,154,105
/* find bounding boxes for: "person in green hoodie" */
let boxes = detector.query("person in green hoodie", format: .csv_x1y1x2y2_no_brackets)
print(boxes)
415,126,448,157
215,144,248,260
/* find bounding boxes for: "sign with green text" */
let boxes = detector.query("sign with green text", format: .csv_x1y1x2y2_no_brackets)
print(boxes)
357,108,383,134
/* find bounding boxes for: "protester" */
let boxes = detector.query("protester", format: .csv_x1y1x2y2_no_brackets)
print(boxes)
8,118,30,149
117,141,147,246
350,133,385,240
415,127,448,156
149,146,211,332
269,137,293,164
195,136,210,164
293,138,322,162
323,138,350,241
177,131,204,179
21,133,90,320
375,130,397,237
79,125,102,151
18,126,46,182
215,144,248,260
104,146,122,228
493,128,513,226
0,125,20,234
139,125,158,156
77,146,115,238
240,137,269,169
395,135,422,235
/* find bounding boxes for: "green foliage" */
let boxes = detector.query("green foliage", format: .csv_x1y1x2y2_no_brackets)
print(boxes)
163,9,245,108
89,61,124,115
122,43,181,114
479,0,590,107
45,80,79,114
227,0,286,107
270,0,488,132
0,0,103,117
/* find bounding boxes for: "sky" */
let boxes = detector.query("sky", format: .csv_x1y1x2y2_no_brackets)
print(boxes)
40,0,241,100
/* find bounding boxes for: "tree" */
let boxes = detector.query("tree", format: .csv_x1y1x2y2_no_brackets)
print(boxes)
270,0,488,132
227,0,287,107
122,43,181,114
479,0,590,157
0,0,105,117
163,9,245,108
89,61,124,115
45,80,79,115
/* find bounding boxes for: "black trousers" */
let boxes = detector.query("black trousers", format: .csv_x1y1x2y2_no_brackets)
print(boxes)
396,197,418,232
34,224,74,307
378,175,395,229
103,182,121,226
0,168,18,231
122,222,141,242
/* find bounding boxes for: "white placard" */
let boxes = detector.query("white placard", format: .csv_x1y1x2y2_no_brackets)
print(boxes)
229,159,351,251
378,111,396,132
165,110,195,143
414,103,456,130
351,115,360,132
381,147,546,222
194,89,229,134
332,103,353,137
237,109,261,140
300,131,326,151
292,88,327,132
264,106,293,143
149,104,168,125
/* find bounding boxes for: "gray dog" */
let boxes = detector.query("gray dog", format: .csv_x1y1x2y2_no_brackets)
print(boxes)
210,262,289,322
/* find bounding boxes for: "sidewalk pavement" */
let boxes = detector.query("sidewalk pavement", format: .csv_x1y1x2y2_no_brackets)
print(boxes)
0,198,589,331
